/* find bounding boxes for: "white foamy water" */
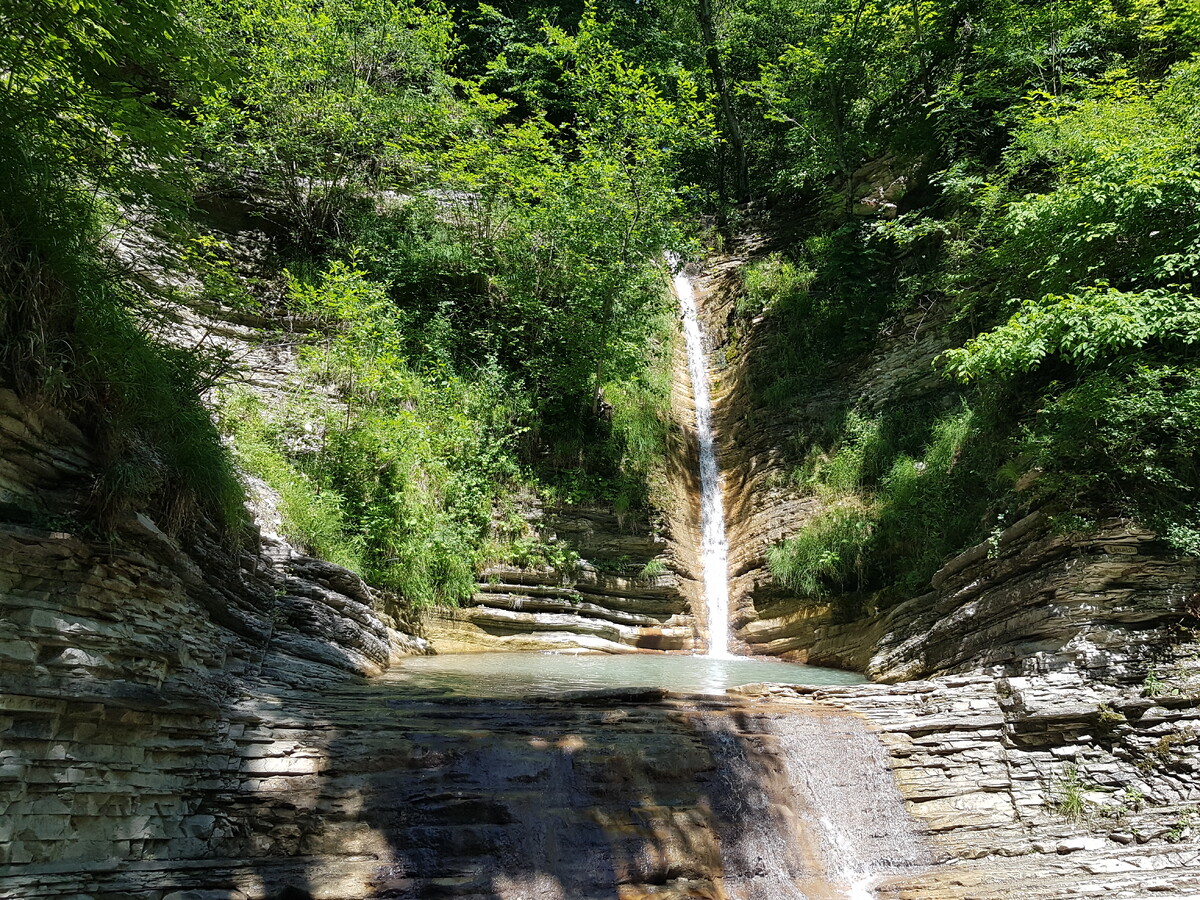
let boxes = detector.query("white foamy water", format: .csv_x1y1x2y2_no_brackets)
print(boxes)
777,713,932,898
700,711,930,900
670,255,731,658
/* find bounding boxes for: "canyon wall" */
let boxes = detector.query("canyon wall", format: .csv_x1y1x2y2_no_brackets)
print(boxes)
0,382,429,892
693,239,1198,684
3,237,1198,900
0,257,705,895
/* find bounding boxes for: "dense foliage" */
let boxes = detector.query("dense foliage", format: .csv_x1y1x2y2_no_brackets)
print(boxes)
4,0,1199,609
0,0,243,531
749,1,1200,607
0,0,700,604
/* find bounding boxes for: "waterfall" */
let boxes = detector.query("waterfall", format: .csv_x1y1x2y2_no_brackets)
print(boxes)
698,709,931,900
671,256,731,658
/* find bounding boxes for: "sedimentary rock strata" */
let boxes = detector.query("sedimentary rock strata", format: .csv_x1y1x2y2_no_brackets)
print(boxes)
423,509,696,654
692,245,1197,683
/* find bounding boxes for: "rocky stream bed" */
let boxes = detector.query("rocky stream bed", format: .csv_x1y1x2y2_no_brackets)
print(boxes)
2,245,1200,898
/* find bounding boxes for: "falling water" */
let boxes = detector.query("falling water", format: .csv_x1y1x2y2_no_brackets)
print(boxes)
773,712,932,896
699,709,931,900
670,255,731,658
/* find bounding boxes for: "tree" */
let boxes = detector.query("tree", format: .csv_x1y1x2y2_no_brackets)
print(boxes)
191,0,459,249
438,6,709,421
698,0,750,202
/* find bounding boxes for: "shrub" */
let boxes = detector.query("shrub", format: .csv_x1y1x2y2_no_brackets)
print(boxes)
767,502,875,598
768,401,997,602
0,0,245,536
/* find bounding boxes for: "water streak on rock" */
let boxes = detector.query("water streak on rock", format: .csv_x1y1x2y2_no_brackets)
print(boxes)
699,706,931,899
672,256,731,657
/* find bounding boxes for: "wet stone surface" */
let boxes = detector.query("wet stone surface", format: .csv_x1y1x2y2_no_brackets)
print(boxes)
5,661,1200,899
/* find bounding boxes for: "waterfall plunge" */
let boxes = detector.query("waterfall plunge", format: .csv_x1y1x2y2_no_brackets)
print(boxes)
671,257,731,658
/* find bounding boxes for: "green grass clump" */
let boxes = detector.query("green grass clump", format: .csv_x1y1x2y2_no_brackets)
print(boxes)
1053,765,1091,824
767,402,1001,606
767,503,874,598
601,300,676,511
219,392,363,571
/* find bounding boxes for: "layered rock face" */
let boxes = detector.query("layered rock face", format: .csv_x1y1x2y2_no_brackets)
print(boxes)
4,237,1199,900
750,512,1197,683
742,674,1200,899
0,386,425,887
691,242,1198,682
0,674,933,900
6,663,1198,900
423,506,698,654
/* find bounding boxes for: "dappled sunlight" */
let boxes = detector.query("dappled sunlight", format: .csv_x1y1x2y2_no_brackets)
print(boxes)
146,666,918,900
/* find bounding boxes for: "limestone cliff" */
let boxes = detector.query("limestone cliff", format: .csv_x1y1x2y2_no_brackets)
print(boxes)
3,232,1199,900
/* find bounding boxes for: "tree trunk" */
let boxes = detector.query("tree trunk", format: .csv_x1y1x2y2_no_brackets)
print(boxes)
698,0,750,203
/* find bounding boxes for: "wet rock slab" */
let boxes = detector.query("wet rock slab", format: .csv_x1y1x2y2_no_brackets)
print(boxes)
5,665,1199,900
736,673,1200,899
0,682,848,899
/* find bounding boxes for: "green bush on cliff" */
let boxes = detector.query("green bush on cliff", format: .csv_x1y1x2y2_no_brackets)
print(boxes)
766,502,874,598
218,391,363,571
761,2,1200,607
221,244,679,603
0,0,245,534
601,300,677,512
739,226,902,409
221,257,528,605
934,63,1200,553
768,403,1002,602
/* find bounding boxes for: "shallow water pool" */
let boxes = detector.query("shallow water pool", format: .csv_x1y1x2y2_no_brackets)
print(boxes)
381,651,866,698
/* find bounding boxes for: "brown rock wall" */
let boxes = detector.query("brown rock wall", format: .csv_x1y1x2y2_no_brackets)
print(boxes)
693,248,1198,680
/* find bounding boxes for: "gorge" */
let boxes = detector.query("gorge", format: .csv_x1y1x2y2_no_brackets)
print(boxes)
3,245,1199,900
4,1,1200,898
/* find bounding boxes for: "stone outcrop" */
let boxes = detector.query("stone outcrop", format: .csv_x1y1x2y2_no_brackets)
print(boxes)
423,507,697,654
0,383,427,884
745,512,1198,683
736,670,1200,898
691,240,1198,682
5,663,1198,900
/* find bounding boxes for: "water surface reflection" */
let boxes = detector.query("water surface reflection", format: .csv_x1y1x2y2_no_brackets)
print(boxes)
382,651,866,698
